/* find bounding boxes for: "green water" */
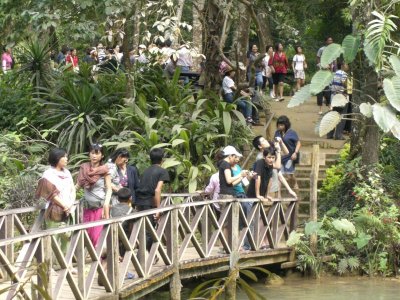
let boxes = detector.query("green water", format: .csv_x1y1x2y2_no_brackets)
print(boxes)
150,275,400,299
237,275,400,300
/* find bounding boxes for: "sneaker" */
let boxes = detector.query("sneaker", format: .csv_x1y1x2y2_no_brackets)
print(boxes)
246,117,255,124
318,111,323,115
279,97,285,102
270,91,276,99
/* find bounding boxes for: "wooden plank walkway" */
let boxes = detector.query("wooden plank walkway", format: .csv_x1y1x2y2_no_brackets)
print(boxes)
0,195,298,300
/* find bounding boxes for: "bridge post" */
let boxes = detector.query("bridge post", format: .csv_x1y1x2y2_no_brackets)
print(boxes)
170,207,181,300
0,215,14,280
226,200,239,300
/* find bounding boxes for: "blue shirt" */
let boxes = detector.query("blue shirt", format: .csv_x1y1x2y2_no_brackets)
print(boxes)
232,165,245,195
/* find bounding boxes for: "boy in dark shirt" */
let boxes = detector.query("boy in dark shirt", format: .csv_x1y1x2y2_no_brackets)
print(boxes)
135,148,170,251
247,146,281,201
111,188,133,257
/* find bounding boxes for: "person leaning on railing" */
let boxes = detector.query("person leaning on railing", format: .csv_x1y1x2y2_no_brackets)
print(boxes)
35,148,76,253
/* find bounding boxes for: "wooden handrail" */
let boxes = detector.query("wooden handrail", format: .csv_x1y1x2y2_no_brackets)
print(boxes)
0,195,298,299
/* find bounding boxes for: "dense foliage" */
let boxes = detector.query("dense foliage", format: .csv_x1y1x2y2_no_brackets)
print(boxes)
288,139,400,277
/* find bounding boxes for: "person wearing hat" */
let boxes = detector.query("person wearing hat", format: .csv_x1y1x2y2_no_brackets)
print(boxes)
222,68,254,124
218,146,250,200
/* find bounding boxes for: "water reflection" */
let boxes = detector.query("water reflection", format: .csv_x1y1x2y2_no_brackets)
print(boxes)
237,275,400,300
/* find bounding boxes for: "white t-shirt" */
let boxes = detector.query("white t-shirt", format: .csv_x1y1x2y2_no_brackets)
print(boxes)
262,54,272,77
222,76,235,94
293,54,305,71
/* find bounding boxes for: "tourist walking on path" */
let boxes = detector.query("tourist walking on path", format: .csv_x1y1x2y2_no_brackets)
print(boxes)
77,144,112,247
222,68,254,124
109,148,140,206
35,148,76,252
247,44,264,90
2,46,13,73
327,61,348,140
316,36,335,114
274,116,301,190
262,45,275,98
292,46,307,92
176,42,193,84
269,43,289,101
135,148,170,252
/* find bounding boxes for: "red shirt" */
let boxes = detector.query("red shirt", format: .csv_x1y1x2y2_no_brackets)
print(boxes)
269,52,289,74
66,55,79,68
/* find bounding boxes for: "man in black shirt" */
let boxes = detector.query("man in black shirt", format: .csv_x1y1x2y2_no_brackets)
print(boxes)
136,148,170,251
247,146,281,201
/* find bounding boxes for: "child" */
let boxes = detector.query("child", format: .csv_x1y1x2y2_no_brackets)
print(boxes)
111,187,133,258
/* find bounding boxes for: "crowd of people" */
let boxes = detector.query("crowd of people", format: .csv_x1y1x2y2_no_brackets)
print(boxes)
35,113,300,259
48,39,201,76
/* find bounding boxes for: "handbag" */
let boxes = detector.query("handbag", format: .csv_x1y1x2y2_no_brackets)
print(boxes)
45,202,66,222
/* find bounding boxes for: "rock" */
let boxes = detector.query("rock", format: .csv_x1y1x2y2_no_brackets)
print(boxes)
264,273,284,286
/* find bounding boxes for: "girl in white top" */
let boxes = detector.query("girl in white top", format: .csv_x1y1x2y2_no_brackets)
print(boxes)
262,45,275,98
292,46,307,91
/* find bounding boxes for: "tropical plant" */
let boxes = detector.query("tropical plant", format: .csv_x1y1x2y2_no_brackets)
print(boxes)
189,263,272,300
39,77,109,154
287,9,400,140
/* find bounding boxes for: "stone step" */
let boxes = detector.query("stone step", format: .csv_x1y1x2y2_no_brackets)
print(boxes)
296,178,323,189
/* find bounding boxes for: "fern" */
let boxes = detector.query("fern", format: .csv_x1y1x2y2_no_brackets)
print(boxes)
338,258,349,274
365,11,398,69
347,257,360,271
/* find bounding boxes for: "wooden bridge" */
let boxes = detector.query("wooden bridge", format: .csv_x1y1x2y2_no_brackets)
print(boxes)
0,194,298,299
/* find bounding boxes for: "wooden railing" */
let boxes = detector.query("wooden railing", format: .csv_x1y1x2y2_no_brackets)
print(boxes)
0,194,297,300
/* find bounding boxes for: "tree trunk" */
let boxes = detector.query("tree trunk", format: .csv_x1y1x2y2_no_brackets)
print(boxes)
350,2,380,167
172,0,186,46
231,3,250,83
192,0,205,72
257,12,273,49
202,0,225,92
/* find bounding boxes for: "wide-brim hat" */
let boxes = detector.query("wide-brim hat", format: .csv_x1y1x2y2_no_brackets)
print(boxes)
223,145,242,157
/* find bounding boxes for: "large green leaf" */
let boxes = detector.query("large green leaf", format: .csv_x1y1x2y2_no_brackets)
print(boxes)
318,111,341,137
222,110,232,135
342,35,361,63
383,76,400,111
310,71,333,95
353,232,372,249
372,103,398,133
331,94,349,107
162,158,181,169
389,55,400,77
288,84,312,108
359,103,373,117
332,219,356,235
304,221,322,236
321,43,342,69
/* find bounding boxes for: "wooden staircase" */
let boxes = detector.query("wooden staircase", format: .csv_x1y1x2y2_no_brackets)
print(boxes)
280,142,341,227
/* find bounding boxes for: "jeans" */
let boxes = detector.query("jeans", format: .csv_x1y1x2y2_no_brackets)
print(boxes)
223,93,252,118
136,205,156,252
179,65,190,84
255,71,263,89
236,192,253,250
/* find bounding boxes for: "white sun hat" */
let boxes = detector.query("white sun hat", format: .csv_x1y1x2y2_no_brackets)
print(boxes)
223,145,242,157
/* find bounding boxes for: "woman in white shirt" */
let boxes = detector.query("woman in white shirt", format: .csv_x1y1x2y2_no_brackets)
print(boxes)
292,46,307,92
262,45,275,98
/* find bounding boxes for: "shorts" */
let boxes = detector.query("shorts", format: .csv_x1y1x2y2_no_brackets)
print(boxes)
294,70,305,80
272,73,286,85
281,159,295,175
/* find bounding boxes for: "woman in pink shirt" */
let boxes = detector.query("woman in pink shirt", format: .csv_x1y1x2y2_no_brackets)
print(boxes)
2,47,13,73
269,43,289,101
66,48,79,72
